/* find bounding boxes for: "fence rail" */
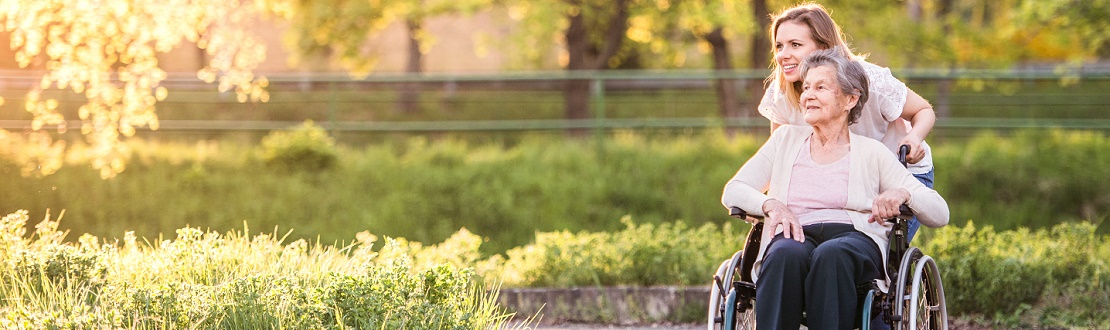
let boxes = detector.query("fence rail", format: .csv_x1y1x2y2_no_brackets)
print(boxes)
3,117,1110,132
1,68,1108,135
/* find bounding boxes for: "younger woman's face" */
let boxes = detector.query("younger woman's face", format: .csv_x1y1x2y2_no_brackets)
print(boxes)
774,21,821,83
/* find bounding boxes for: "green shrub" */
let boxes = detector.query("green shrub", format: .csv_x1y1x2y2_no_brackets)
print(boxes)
257,120,338,171
934,129,1110,231
924,221,1110,327
318,242,489,329
924,222,1048,316
490,217,746,287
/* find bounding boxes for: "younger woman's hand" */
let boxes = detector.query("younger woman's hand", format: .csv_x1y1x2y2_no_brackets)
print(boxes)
763,199,803,242
899,134,926,164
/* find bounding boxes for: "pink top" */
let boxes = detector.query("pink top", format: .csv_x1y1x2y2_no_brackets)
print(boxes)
787,137,853,226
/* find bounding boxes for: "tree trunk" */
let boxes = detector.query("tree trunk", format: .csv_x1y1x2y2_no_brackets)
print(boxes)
564,9,591,128
934,0,953,119
706,27,739,122
906,0,922,21
748,0,771,120
562,0,629,135
398,19,423,114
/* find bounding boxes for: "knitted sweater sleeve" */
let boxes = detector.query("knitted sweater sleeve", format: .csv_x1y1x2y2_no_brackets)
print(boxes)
721,128,786,216
876,147,949,227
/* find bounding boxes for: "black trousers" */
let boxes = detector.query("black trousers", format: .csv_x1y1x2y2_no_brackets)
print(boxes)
755,223,882,330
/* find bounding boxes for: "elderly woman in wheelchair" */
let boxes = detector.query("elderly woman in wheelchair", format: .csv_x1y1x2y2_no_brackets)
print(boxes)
714,47,949,330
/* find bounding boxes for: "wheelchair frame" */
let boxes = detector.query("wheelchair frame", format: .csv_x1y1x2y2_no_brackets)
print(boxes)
709,145,948,330
707,207,948,330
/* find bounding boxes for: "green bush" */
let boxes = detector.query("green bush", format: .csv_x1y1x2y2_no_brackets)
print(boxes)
924,221,1110,328
318,251,484,329
934,129,1110,232
489,217,746,287
257,120,339,171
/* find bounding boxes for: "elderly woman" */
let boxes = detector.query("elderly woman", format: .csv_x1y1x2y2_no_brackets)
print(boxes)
721,47,949,330
759,3,939,243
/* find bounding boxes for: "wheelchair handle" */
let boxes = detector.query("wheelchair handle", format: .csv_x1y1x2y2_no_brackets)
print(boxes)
898,204,913,217
895,144,914,219
898,144,910,167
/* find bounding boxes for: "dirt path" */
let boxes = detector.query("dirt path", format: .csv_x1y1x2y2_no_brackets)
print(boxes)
536,323,704,330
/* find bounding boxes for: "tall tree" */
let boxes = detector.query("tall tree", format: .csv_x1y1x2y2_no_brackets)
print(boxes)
669,0,753,119
565,0,631,124
747,0,771,114
0,0,278,178
505,0,770,127
282,0,491,113
631,0,768,121
504,0,656,126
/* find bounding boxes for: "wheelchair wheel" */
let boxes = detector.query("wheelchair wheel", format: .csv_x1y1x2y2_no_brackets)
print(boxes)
707,258,731,330
721,287,756,330
860,289,875,330
907,255,947,330
892,248,948,330
708,251,751,330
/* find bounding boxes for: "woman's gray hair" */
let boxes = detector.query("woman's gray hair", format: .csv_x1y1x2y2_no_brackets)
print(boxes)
799,46,869,125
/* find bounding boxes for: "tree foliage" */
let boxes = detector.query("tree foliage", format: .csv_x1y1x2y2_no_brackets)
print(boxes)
0,0,281,178
280,0,492,75
1016,0,1110,62
503,0,674,70
2,0,1106,178
634,0,756,69
827,0,1106,68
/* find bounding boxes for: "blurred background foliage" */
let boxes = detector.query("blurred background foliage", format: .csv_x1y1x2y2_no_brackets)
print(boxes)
0,1,1107,326
1,126,1105,255
0,0,1108,176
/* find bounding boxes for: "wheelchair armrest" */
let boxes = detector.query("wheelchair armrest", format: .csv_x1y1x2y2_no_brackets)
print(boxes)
729,206,764,221
732,205,907,222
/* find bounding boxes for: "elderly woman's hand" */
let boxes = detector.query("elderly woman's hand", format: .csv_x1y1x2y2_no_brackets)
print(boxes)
869,188,911,223
763,199,804,242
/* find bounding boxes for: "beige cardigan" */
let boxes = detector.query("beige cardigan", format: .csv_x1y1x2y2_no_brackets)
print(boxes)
721,125,949,289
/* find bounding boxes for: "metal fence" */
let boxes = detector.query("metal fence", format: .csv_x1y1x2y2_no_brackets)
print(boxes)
1,68,1108,137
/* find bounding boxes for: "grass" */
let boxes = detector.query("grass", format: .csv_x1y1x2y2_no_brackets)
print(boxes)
0,210,523,329
2,127,1107,255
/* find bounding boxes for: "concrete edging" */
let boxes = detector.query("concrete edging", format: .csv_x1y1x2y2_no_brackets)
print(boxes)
498,286,711,325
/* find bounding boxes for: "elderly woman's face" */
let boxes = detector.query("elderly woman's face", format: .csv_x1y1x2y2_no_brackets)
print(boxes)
801,65,856,127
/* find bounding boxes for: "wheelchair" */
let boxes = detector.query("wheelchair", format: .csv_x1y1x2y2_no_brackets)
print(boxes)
708,147,948,330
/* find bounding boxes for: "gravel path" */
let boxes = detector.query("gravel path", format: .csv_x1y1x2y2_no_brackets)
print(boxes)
536,323,704,330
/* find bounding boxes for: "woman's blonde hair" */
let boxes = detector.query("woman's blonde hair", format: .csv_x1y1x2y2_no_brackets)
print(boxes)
766,3,858,111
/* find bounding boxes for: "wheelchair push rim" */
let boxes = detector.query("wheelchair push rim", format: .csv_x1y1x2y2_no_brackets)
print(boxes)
907,255,948,330
892,249,948,330
709,250,755,330
720,287,756,330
